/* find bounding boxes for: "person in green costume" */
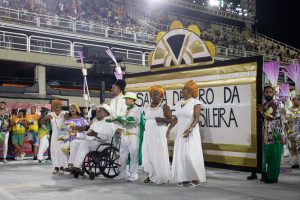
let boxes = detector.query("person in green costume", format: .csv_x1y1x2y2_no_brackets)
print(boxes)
111,92,144,182
258,86,284,184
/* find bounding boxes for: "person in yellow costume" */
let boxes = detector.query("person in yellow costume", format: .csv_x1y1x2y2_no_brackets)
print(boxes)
25,106,40,160
11,109,27,161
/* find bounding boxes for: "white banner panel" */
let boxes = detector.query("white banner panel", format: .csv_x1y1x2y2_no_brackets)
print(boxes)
135,84,252,146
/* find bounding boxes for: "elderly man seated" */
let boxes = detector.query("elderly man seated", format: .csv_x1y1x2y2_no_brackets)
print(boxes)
68,104,115,171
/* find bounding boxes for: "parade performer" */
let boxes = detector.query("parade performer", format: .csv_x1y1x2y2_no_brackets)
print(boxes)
283,62,300,169
57,103,89,171
286,96,300,168
25,106,40,160
11,109,27,161
109,92,144,182
110,79,127,118
41,99,68,174
69,104,115,172
0,102,11,163
37,107,51,163
258,86,284,183
142,85,172,184
167,80,206,187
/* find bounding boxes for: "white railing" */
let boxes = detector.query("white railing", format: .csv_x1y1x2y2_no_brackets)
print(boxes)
29,36,72,57
111,47,146,66
0,30,298,67
0,30,28,51
0,6,155,45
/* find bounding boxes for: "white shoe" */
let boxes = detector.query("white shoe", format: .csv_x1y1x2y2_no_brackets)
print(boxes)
15,156,21,161
127,174,138,182
113,172,128,180
21,153,26,160
3,159,7,163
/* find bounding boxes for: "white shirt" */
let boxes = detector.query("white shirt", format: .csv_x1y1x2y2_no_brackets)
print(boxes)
110,94,127,117
125,106,141,135
89,118,115,142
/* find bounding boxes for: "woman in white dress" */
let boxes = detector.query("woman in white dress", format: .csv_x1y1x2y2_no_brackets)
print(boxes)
142,85,172,184
167,80,206,187
41,99,68,174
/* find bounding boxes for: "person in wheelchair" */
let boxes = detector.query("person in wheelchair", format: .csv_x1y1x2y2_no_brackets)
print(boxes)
68,104,115,172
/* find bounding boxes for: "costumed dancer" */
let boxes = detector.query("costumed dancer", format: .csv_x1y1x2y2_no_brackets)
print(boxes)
278,83,291,158
286,95,300,168
142,85,172,184
0,102,11,163
110,79,127,118
258,85,285,183
248,61,281,181
58,103,89,171
283,62,300,169
11,109,27,161
167,80,206,187
110,92,144,182
25,106,40,160
37,107,51,163
41,99,68,174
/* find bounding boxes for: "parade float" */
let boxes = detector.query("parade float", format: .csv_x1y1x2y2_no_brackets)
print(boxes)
126,21,264,172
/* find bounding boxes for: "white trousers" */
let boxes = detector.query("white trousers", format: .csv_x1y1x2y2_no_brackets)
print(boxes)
119,135,139,176
69,139,100,168
50,130,68,168
37,135,49,160
1,131,9,159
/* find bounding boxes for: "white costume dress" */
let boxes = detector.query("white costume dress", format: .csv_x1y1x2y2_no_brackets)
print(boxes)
171,98,206,183
49,112,68,168
142,104,170,184
69,118,115,168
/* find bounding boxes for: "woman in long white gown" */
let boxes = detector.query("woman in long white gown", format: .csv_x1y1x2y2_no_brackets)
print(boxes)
142,85,172,184
41,99,68,174
167,80,206,187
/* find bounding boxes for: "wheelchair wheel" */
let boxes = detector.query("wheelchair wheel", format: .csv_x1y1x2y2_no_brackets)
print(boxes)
73,171,80,179
80,169,85,176
100,146,121,178
82,151,102,177
89,173,95,180
73,167,82,179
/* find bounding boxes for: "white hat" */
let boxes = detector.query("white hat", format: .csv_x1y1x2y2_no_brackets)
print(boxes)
123,92,137,100
98,104,112,116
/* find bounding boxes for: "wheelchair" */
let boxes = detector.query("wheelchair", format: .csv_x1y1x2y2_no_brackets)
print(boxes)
73,134,121,180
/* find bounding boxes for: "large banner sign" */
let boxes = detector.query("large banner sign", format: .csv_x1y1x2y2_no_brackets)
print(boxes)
126,57,263,171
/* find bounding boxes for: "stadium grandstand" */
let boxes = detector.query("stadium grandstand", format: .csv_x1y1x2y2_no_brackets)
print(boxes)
0,0,299,105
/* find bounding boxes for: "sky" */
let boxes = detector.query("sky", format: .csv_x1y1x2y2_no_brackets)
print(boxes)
256,0,300,49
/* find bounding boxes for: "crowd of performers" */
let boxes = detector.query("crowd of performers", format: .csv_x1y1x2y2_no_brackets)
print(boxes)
1,77,299,186
0,79,206,187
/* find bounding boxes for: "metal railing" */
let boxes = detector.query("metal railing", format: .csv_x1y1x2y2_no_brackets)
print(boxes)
0,6,154,45
0,30,28,51
29,36,72,57
0,30,298,67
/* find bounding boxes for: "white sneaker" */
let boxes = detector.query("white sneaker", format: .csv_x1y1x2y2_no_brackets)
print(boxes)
3,159,7,163
127,174,138,182
15,156,21,161
113,172,128,180
21,153,26,160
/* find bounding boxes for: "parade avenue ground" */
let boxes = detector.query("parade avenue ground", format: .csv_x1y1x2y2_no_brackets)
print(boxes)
0,158,299,200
